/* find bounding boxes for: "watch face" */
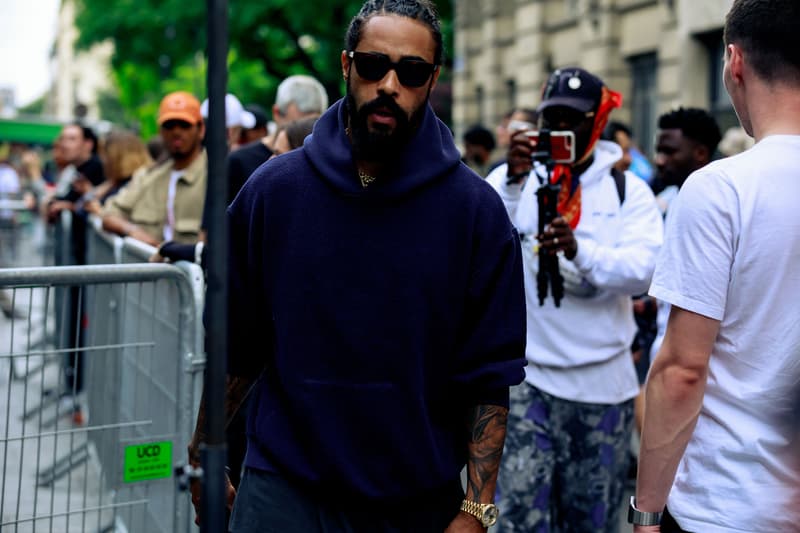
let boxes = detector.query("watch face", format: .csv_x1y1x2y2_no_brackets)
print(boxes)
481,504,499,527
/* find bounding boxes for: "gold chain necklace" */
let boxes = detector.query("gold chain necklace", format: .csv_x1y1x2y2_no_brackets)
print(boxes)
346,126,377,188
358,170,376,188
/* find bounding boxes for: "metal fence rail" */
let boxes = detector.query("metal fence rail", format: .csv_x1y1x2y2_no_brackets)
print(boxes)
0,262,202,533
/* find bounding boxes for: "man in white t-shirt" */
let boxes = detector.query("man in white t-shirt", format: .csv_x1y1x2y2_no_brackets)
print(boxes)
632,1,800,531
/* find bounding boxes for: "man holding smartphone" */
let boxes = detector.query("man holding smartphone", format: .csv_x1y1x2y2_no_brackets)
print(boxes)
486,67,663,532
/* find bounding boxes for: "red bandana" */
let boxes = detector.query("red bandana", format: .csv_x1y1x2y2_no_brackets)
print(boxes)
550,87,623,229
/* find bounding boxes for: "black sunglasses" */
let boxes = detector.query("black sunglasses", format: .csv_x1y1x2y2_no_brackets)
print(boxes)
348,51,438,88
541,107,595,130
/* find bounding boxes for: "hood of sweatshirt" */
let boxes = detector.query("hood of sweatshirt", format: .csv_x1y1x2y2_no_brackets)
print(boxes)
303,98,463,198
578,139,624,187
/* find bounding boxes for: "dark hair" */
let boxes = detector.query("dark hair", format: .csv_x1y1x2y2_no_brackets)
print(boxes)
345,0,443,66
658,107,722,155
724,0,800,83
66,122,99,154
602,121,632,141
285,116,319,150
511,108,539,125
463,124,496,151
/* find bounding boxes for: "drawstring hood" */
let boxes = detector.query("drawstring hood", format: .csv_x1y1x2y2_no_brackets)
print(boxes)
303,98,462,199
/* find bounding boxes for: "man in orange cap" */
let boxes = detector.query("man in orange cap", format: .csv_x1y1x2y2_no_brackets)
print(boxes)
102,91,207,246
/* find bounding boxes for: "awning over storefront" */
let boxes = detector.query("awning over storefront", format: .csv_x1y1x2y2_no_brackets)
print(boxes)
0,118,63,145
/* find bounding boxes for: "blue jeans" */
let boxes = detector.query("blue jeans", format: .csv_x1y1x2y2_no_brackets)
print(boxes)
495,383,634,532
229,467,464,533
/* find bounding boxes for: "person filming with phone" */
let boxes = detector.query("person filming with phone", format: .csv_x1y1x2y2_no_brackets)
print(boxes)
486,67,663,532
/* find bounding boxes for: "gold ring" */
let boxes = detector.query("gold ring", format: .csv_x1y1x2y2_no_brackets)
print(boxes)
553,237,559,245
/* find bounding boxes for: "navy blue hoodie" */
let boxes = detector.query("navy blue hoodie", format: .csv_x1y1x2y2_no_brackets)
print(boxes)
227,99,526,500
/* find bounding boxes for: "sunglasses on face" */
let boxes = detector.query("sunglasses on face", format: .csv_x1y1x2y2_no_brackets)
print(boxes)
541,107,595,130
348,51,438,88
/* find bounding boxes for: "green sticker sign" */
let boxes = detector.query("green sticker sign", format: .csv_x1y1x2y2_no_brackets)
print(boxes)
124,441,173,483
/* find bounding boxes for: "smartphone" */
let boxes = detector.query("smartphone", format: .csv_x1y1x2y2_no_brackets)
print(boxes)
525,130,576,164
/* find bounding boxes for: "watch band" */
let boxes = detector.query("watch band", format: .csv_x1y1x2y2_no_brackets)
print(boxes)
460,499,499,527
627,496,663,526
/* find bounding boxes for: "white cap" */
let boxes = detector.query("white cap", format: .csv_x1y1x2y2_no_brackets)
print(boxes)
200,93,256,129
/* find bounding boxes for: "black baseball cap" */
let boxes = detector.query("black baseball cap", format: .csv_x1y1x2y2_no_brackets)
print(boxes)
538,68,605,113
245,104,269,129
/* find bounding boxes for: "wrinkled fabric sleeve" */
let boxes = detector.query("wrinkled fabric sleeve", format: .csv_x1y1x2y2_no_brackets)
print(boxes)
101,170,146,219
649,170,737,320
451,194,527,408
572,171,663,294
226,186,271,377
486,163,525,221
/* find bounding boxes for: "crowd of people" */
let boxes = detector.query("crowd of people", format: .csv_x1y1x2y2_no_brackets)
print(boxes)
1,0,798,531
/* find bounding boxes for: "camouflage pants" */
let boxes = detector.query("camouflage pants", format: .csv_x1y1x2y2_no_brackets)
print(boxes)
495,383,634,533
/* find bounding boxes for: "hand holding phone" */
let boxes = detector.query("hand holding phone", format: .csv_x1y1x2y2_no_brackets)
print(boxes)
526,130,576,164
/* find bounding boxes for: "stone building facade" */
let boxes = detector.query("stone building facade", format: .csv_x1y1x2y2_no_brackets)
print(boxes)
452,0,737,157
48,0,113,123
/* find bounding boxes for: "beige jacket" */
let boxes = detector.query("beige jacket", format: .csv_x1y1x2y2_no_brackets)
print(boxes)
103,151,207,244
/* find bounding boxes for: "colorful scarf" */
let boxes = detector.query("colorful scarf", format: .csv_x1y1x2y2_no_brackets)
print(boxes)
551,87,623,229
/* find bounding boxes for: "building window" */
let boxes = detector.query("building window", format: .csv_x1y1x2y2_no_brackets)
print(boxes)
475,86,484,125
506,79,516,113
628,53,658,158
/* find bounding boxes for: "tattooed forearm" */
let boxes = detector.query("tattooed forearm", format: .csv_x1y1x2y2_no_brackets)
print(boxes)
465,404,509,501
188,374,257,462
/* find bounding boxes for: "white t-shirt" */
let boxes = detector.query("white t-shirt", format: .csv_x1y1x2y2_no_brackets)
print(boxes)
649,135,800,532
163,169,183,241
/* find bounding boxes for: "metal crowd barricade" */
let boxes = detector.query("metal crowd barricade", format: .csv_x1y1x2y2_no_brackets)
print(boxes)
0,259,204,532
0,198,28,269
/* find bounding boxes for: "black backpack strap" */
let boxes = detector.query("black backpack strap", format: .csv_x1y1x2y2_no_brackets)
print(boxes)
611,167,626,205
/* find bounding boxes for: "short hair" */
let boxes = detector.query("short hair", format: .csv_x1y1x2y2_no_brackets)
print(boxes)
463,125,496,152
284,116,319,150
658,107,722,155
724,0,800,83
345,0,443,66
602,121,632,141
275,75,329,117
511,108,539,125
66,122,99,154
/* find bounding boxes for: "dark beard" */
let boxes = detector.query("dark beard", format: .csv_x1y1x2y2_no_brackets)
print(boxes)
345,80,428,164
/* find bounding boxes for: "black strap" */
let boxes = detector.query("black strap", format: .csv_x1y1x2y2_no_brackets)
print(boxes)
611,167,626,205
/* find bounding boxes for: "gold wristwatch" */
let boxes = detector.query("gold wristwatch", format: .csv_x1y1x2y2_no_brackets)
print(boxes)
460,499,499,527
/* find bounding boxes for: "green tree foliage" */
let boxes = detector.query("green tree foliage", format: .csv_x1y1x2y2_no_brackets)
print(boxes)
73,0,453,135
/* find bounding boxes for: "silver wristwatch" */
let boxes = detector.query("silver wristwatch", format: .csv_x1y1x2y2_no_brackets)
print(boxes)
627,496,662,526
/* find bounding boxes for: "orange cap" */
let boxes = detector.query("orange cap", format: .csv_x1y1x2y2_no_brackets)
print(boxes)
157,91,202,126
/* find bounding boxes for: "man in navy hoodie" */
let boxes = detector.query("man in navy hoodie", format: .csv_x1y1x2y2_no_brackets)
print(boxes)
188,1,527,531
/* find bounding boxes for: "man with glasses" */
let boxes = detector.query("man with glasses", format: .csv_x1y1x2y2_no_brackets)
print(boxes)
102,91,207,246
188,1,527,531
486,67,663,532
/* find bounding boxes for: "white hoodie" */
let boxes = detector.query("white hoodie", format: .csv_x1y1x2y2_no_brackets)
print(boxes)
487,140,663,403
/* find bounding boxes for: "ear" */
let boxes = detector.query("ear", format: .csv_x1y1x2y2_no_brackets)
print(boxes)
693,143,710,166
727,43,745,86
341,50,350,81
272,103,282,124
429,65,441,92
